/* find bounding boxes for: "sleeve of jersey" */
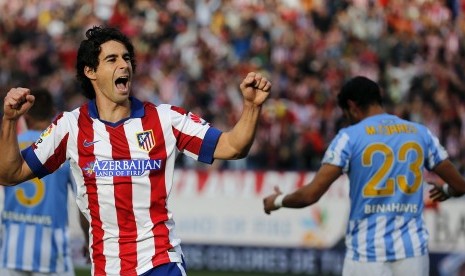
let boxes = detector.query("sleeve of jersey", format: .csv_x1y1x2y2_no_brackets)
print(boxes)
424,128,449,170
171,108,222,164
21,113,69,179
321,131,351,173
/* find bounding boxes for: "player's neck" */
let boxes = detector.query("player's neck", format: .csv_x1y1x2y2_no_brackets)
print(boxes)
95,98,131,123
364,105,385,119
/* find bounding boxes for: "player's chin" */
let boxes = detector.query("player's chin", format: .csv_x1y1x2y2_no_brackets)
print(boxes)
114,86,131,95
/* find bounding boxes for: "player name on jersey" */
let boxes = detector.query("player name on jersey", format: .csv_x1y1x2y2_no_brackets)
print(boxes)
365,123,418,135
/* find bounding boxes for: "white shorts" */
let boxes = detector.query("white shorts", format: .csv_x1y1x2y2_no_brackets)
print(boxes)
0,268,75,276
343,255,429,276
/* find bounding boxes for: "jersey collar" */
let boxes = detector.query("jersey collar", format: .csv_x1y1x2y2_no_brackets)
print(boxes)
88,97,145,120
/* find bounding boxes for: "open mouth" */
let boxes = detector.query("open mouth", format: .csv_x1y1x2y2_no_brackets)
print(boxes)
115,76,129,92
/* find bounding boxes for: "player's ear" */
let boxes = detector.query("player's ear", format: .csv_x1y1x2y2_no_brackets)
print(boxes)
84,66,96,80
347,100,358,112
347,100,361,117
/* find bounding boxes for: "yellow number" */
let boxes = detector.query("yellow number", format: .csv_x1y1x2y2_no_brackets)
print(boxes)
16,178,45,207
397,142,423,194
362,144,395,196
362,142,423,197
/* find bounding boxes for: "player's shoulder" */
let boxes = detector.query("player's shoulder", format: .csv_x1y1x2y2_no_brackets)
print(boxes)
140,102,204,123
142,101,171,112
63,104,87,119
143,102,181,121
393,115,430,133
18,130,41,144
362,113,432,138
54,109,79,125
142,102,190,124
337,113,398,135
357,113,416,128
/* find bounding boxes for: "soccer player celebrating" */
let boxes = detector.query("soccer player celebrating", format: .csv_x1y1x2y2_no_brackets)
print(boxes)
0,26,271,276
263,76,465,276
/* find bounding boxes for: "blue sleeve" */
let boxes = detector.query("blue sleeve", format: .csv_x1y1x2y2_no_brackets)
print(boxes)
198,127,222,164
424,128,448,170
21,146,51,179
322,131,351,172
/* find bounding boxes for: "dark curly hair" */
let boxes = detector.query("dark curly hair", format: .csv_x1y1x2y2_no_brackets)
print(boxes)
76,26,136,99
337,76,383,112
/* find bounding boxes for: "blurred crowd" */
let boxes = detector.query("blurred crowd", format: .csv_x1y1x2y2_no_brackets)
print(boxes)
1,0,465,172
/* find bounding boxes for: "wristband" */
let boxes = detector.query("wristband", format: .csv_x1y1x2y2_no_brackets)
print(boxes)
274,194,286,208
442,183,450,197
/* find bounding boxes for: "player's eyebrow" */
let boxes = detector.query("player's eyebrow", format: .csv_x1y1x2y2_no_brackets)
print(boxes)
102,54,118,61
102,53,130,61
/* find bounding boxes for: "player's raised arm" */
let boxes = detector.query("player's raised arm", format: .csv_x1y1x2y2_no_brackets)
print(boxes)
0,88,36,185
213,72,271,160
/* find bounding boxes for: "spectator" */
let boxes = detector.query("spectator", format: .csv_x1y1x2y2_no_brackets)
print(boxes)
0,0,464,172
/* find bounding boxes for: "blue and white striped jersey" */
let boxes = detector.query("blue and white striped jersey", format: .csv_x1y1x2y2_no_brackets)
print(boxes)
0,130,74,273
322,113,448,262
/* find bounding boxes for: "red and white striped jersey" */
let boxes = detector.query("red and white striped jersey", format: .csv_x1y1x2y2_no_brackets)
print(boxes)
21,98,222,276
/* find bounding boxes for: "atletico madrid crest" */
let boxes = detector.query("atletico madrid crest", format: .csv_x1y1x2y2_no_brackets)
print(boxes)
136,130,155,151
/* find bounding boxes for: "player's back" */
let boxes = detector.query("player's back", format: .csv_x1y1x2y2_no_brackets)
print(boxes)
343,114,443,218
0,130,74,273
324,113,448,262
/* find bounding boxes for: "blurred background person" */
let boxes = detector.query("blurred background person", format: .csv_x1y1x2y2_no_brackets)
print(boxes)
0,88,88,276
